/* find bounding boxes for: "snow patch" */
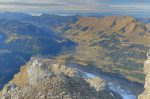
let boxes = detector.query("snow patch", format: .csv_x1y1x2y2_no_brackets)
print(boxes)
84,72,137,99
108,82,137,99
86,73,96,78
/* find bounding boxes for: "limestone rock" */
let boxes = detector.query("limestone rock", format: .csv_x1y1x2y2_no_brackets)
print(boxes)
138,52,150,99
0,57,122,99
27,57,53,86
86,77,106,91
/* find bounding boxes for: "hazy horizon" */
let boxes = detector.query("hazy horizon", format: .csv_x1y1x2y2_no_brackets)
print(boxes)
0,0,149,17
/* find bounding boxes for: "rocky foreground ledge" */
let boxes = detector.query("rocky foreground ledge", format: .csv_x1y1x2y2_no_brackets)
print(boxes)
139,53,150,99
0,57,122,99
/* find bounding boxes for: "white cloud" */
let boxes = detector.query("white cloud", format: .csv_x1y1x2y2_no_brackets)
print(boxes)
0,0,150,16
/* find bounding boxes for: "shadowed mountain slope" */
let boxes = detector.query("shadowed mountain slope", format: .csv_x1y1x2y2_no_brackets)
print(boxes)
0,16,76,89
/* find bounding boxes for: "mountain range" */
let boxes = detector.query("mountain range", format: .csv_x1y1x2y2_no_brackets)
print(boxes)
0,12,149,89
57,16,150,83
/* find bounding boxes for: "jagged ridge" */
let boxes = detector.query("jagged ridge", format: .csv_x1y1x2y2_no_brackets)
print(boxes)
0,57,122,99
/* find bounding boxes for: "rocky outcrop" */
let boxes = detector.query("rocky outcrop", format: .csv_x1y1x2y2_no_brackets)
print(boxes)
0,57,122,99
86,77,106,91
138,53,150,99
27,58,51,86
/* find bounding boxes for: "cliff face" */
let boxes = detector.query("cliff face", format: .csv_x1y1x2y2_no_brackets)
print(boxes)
138,53,150,99
0,57,122,99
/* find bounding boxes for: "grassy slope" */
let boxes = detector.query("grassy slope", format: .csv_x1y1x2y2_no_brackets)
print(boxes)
56,16,150,83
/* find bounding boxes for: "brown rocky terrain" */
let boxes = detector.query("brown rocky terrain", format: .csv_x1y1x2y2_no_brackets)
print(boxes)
61,16,150,43
0,57,122,99
138,52,150,99
0,15,149,99
56,16,150,83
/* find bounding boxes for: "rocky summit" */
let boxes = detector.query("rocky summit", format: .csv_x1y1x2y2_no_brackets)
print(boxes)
0,57,122,99
138,53,150,99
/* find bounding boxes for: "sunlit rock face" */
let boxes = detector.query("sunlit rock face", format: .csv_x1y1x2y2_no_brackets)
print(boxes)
86,77,106,91
138,53,150,99
0,57,122,99
27,58,52,86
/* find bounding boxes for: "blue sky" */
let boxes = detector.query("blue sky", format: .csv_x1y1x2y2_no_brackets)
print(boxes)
0,0,150,17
